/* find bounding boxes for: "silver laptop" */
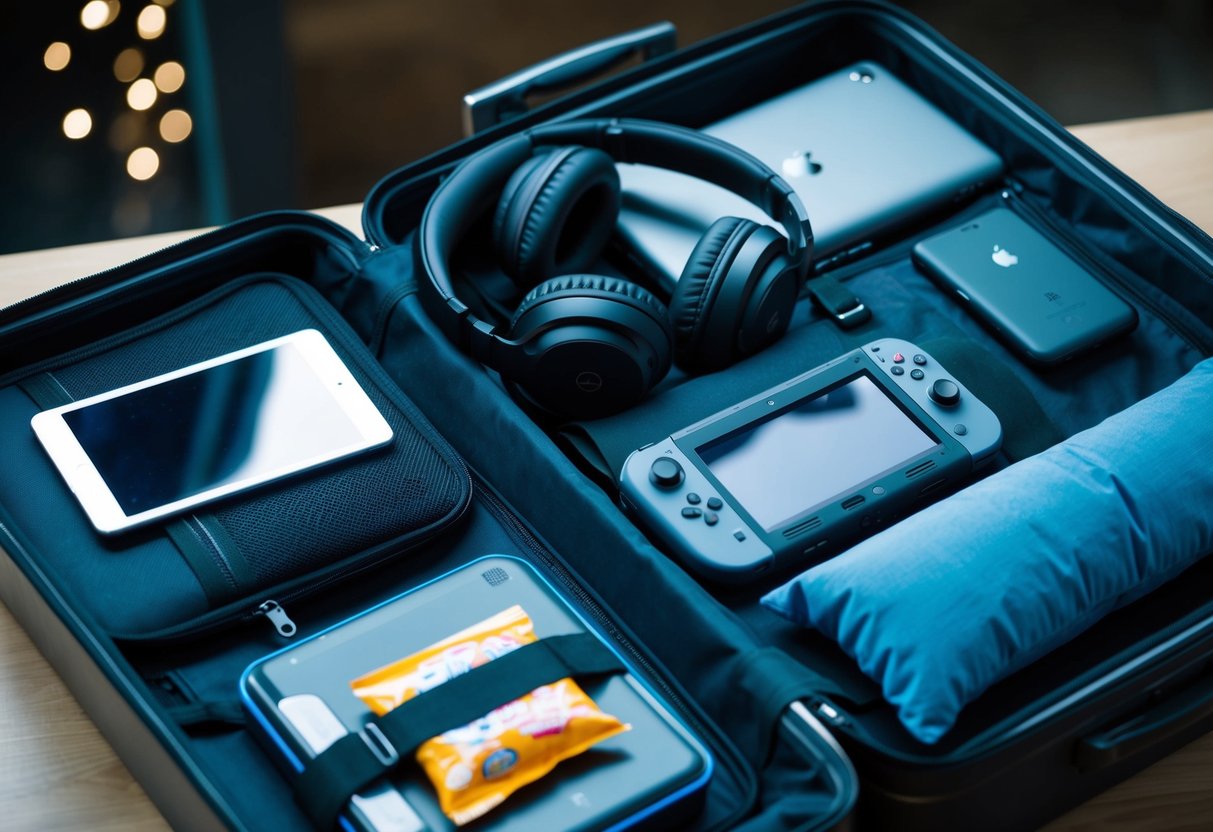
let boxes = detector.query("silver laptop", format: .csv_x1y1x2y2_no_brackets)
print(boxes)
615,61,1004,290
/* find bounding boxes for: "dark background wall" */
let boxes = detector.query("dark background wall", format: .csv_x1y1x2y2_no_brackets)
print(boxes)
286,0,1213,207
3,1,1210,254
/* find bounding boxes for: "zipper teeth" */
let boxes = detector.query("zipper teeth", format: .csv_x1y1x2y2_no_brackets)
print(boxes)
1001,187,1213,354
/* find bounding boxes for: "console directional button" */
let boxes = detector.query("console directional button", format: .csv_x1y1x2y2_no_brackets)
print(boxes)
929,379,961,407
681,507,703,519
650,457,684,489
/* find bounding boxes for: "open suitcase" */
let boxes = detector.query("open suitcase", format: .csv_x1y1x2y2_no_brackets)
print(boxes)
3,1,1213,829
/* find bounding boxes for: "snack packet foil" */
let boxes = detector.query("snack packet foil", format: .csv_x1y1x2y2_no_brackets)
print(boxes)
350,605,628,825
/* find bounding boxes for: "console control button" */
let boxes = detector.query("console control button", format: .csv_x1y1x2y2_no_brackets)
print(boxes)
681,507,703,519
891,366,905,376
686,492,701,505
706,497,723,511
704,512,719,526
913,354,927,365
929,379,961,407
893,353,905,364
954,424,968,436
733,530,747,541
910,368,925,380
650,457,684,489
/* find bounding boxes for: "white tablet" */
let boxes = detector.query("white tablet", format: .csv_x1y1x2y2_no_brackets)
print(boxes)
31,329,393,535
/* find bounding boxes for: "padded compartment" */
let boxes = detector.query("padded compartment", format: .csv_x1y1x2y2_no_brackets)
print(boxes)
357,4,1213,825
0,274,471,638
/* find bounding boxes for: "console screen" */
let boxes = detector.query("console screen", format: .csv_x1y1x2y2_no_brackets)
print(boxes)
695,373,937,531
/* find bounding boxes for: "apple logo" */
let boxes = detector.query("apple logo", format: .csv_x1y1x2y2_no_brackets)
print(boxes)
991,244,1019,268
781,150,824,178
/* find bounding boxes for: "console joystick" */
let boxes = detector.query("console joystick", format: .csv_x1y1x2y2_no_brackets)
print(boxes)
929,379,961,407
649,457,685,489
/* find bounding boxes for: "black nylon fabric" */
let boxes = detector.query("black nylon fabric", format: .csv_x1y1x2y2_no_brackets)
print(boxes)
0,274,470,637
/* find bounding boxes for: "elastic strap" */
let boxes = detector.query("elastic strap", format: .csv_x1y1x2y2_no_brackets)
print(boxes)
294,632,626,829
164,515,254,606
18,371,74,408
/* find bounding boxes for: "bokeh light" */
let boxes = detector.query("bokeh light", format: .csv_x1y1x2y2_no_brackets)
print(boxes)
108,112,144,151
81,1,120,30
136,4,166,39
63,109,93,140
159,109,192,143
44,42,72,71
153,61,185,93
127,146,160,180
127,77,157,111
113,47,144,82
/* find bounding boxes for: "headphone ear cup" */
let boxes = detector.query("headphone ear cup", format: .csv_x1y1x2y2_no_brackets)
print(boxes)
492,147,621,289
508,274,672,418
670,216,799,373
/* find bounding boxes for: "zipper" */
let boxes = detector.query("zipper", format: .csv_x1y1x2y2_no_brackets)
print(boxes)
255,600,298,638
1000,184,1213,355
145,465,474,644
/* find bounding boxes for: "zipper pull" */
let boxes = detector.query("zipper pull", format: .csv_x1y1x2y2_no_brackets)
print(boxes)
255,600,298,638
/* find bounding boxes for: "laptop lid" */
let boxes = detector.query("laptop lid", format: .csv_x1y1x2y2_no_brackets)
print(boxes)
615,61,1004,290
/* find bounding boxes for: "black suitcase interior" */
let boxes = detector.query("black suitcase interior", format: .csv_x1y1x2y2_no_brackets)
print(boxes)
3,2,1213,830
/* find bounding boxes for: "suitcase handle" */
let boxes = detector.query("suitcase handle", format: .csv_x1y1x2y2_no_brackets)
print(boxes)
1075,666,1213,772
461,21,676,135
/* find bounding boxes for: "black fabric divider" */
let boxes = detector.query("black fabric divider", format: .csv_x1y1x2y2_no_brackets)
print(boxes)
920,336,1065,461
294,632,625,829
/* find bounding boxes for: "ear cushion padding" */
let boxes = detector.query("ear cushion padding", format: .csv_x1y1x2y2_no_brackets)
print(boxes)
669,216,756,362
510,274,670,334
492,147,621,288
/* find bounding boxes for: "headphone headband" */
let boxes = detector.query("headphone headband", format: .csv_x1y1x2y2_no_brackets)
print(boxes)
418,118,813,363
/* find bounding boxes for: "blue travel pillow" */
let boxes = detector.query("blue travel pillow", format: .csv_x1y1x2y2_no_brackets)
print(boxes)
762,357,1213,745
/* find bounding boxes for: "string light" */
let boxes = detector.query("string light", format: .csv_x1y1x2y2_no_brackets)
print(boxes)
153,61,184,93
108,112,143,151
159,109,192,143
81,1,120,30
126,77,157,111
136,4,166,39
127,146,160,180
113,47,144,82
63,109,93,139
44,42,72,71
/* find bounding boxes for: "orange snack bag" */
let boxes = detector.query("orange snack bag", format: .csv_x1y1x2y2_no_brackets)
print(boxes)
350,605,629,826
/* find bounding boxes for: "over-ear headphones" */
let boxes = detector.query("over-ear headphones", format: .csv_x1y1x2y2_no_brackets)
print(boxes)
417,118,813,419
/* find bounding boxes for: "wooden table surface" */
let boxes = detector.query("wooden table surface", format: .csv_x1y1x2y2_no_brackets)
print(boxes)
1,111,1211,831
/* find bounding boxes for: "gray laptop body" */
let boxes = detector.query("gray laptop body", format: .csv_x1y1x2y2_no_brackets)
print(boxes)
616,61,1004,290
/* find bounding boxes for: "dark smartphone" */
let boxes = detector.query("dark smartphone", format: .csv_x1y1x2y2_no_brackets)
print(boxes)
912,207,1137,365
